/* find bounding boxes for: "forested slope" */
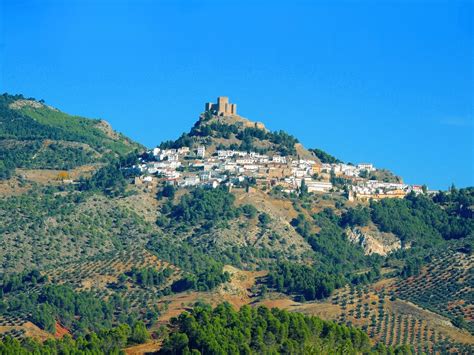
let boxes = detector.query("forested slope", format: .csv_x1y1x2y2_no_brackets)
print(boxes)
0,93,141,179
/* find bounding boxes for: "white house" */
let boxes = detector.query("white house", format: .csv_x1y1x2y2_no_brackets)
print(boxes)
305,180,333,193
272,156,287,164
357,163,375,171
178,147,190,155
197,146,206,158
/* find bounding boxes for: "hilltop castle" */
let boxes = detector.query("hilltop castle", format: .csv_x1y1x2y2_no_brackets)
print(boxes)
205,96,237,116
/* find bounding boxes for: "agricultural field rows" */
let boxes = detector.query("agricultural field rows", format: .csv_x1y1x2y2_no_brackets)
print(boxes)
393,251,473,333
330,284,474,354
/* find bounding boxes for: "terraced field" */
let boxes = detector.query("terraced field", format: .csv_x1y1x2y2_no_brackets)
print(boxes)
330,284,474,354
47,249,181,312
257,249,474,355
392,250,473,334
0,248,181,341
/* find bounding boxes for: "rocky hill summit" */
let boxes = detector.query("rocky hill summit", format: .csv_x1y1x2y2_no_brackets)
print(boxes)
159,96,318,160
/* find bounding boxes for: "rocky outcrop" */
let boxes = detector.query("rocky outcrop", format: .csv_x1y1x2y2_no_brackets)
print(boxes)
9,99,58,111
346,226,402,256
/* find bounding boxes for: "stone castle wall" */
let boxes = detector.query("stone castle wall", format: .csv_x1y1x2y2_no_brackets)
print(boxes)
205,96,237,116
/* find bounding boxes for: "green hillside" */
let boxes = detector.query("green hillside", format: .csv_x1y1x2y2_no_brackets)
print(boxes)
0,93,142,179
0,95,472,353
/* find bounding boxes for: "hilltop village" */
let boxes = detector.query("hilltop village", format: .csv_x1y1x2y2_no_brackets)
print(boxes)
135,146,424,200
134,97,427,201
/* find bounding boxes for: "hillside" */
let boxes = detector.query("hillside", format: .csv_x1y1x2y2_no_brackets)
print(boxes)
0,94,472,354
0,93,142,180
160,109,317,160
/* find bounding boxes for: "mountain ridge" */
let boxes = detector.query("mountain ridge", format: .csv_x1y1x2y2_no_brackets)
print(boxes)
0,93,142,180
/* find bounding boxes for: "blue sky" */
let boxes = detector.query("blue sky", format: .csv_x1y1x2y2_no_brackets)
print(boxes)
1,0,472,189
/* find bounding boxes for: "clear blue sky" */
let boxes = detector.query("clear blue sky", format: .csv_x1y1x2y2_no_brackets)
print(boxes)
1,0,472,189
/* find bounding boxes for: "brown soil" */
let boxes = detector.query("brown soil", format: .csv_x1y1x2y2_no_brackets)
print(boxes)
256,298,300,310
156,266,267,325
124,340,162,355
54,322,70,338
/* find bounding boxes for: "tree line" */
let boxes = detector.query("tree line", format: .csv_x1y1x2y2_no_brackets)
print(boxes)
0,321,149,354
160,302,413,354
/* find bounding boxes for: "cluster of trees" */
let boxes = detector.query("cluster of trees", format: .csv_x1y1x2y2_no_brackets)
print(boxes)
126,267,173,287
79,153,139,197
433,186,473,219
1,140,97,175
236,126,268,141
159,132,195,150
170,261,230,293
330,172,352,188
268,130,299,152
0,322,149,354
157,184,176,200
160,302,408,354
267,262,344,301
236,127,299,156
334,191,473,280
192,121,240,139
0,269,47,294
309,148,342,164
2,284,119,334
0,139,98,178
169,186,237,224
302,190,474,285
0,141,42,179
298,209,381,275
400,258,423,278
165,187,255,227
0,94,70,142
0,156,15,180
370,192,473,245
340,206,371,227
274,208,381,300
147,234,231,292
0,182,154,273
79,161,128,197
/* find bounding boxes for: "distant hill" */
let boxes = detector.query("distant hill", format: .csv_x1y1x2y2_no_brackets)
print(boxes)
0,93,142,179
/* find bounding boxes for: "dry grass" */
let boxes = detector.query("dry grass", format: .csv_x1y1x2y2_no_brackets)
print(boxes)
124,340,162,355
155,266,267,326
0,176,31,196
0,321,52,342
16,165,98,185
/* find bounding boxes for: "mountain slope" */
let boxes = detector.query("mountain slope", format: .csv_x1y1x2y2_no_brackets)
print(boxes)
0,93,142,179
0,94,472,353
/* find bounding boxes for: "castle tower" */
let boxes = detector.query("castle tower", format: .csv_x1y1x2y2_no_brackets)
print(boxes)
217,96,229,115
205,96,237,116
